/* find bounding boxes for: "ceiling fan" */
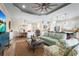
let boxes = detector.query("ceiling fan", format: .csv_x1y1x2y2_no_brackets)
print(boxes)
32,3,58,12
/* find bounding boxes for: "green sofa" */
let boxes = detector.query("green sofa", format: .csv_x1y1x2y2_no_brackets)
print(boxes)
40,32,66,46
39,32,78,56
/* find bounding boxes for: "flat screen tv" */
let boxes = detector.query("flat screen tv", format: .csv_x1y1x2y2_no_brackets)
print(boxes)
0,10,6,34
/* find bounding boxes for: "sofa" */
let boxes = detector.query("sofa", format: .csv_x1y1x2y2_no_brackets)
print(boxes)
40,32,66,46
39,32,78,56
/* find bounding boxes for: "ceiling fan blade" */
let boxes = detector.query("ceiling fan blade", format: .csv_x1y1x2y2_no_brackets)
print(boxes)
32,4,41,8
40,7,43,12
45,7,48,12
35,7,42,11
32,6,40,8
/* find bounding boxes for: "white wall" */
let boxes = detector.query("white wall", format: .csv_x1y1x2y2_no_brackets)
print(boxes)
47,3,79,30
48,3,79,21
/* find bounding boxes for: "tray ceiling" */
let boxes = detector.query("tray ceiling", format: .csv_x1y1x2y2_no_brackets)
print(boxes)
13,3,70,15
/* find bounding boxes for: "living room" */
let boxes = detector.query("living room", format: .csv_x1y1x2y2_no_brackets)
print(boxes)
0,3,79,56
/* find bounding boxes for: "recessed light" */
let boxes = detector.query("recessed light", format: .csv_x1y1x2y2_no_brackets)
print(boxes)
22,5,26,8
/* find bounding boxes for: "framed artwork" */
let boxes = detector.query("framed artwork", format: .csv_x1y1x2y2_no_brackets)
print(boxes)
0,10,6,34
